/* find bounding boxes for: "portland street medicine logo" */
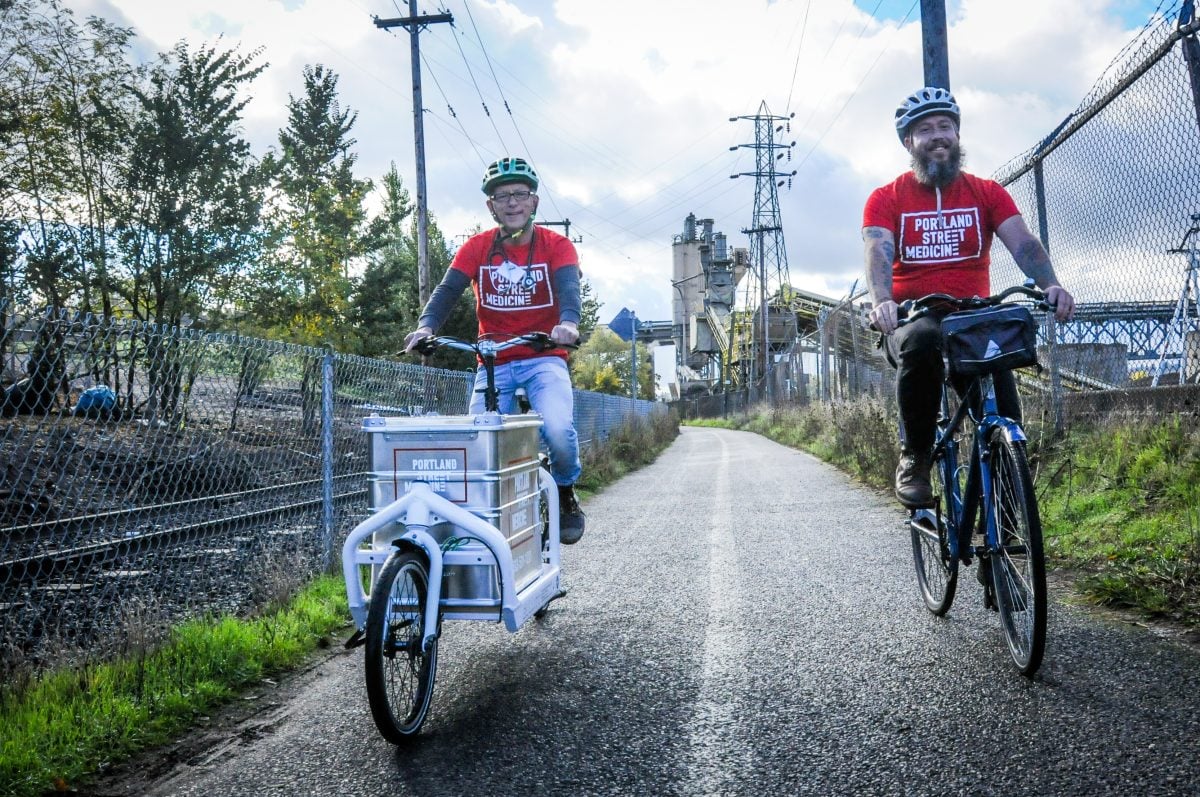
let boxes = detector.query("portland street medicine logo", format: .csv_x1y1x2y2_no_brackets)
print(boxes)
480,261,554,311
898,208,983,264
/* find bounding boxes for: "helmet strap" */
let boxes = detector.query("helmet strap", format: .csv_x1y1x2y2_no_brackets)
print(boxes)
509,219,534,240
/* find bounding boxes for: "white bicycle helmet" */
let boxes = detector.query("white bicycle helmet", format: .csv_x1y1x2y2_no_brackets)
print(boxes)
481,157,539,195
894,87,960,143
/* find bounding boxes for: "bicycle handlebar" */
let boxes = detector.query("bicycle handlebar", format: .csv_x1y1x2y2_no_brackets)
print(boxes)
895,283,1053,328
412,332,575,358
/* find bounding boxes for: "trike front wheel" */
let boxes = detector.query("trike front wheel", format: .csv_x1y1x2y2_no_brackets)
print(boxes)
364,550,438,742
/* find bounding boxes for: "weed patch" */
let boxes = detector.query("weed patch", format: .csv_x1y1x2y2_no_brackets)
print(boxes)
0,577,349,797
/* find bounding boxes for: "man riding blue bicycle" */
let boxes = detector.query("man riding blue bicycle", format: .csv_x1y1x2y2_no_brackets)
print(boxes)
404,156,587,543
863,87,1076,509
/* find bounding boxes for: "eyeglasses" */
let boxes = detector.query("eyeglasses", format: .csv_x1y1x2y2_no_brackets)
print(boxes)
490,190,534,203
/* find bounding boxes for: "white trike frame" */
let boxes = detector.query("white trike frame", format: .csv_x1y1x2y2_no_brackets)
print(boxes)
340,451,563,654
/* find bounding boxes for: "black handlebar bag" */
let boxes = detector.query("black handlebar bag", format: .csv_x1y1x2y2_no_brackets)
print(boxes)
941,305,1039,376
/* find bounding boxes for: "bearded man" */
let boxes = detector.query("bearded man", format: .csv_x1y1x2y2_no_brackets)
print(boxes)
862,87,1076,509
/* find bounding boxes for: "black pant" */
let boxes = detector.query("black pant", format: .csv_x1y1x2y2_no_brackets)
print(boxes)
884,313,1022,454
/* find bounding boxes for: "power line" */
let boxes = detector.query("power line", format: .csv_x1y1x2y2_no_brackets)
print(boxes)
459,0,555,211
445,12,509,151
419,52,489,166
374,4,454,305
784,0,814,114
792,0,918,174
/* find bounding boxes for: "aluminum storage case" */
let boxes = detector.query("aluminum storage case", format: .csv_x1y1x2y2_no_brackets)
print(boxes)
362,414,544,614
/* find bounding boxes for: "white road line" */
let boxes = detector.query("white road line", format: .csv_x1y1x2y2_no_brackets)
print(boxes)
684,431,752,796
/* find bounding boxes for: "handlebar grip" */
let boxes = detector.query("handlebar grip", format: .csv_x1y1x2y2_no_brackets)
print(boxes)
522,332,554,352
524,332,580,352
412,336,438,356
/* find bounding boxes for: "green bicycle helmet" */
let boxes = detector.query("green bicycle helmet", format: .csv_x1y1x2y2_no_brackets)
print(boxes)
894,87,960,143
481,157,539,195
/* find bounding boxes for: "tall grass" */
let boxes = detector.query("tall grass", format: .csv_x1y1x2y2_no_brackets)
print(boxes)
1034,414,1200,622
577,408,681,494
0,577,348,797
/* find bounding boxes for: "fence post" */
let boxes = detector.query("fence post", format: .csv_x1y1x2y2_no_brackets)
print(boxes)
819,311,831,403
1180,2,1200,132
1033,160,1065,434
321,350,336,571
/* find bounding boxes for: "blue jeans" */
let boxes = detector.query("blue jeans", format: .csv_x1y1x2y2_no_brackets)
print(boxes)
469,356,582,486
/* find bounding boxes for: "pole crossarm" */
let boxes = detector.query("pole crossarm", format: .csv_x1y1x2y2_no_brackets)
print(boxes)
374,13,454,29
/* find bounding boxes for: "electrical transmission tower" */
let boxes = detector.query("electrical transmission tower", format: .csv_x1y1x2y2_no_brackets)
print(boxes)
730,101,796,394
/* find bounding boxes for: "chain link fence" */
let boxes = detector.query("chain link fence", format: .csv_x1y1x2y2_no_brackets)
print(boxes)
0,304,660,677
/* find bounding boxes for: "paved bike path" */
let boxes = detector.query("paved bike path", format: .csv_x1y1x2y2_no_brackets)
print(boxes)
92,426,1200,796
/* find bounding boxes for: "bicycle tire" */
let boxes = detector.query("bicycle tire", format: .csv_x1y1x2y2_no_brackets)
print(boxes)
911,449,959,615
364,550,438,742
986,431,1047,676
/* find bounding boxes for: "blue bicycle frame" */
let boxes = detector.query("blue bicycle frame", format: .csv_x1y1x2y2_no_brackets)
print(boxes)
924,371,1029,566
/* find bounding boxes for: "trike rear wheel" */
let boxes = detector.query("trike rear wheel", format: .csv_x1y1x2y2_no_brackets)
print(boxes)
364,550,438,742
987,432,1047,676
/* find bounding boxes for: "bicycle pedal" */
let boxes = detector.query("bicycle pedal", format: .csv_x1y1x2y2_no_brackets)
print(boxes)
344,628,367,649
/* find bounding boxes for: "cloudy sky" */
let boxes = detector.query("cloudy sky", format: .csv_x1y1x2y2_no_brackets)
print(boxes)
69,0,1179,328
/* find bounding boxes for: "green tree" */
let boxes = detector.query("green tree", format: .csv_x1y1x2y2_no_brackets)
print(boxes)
351,163,417,356
0,0,140,314
107,40,266,422
578,276,601,340
112,39,266,328
571,326,655,399
350,165,475,367
255,64,373,348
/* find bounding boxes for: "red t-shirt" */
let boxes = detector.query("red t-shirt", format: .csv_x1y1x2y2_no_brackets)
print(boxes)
451,225,579,364
862,171,1020,302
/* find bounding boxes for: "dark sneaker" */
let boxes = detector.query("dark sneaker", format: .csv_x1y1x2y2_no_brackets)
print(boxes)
557,484,586,545
895,450,933,508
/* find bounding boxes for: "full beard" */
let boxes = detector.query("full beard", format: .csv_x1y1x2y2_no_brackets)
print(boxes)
911,142,965,188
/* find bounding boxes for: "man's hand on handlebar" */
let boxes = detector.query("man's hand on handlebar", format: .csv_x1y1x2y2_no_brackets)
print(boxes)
868,299,900,335
403,326,434,354
550,321,579,346
1044,285,1075,322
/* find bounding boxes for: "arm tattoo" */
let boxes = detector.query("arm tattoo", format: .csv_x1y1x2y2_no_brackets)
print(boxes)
862,227,895,303
1013,239,1058,286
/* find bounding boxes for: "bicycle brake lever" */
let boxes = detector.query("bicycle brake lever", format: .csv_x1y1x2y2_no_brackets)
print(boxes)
524,332,565,352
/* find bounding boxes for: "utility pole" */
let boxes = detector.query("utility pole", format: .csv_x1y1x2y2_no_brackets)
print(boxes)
921,0,951,89
375,3,453,306
539,219,581,243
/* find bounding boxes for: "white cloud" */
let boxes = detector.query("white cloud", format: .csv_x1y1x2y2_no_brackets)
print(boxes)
63,0,1174,324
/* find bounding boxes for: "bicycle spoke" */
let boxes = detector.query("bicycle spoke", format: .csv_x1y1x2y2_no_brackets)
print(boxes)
987,433,1047,676
365,552,438,741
